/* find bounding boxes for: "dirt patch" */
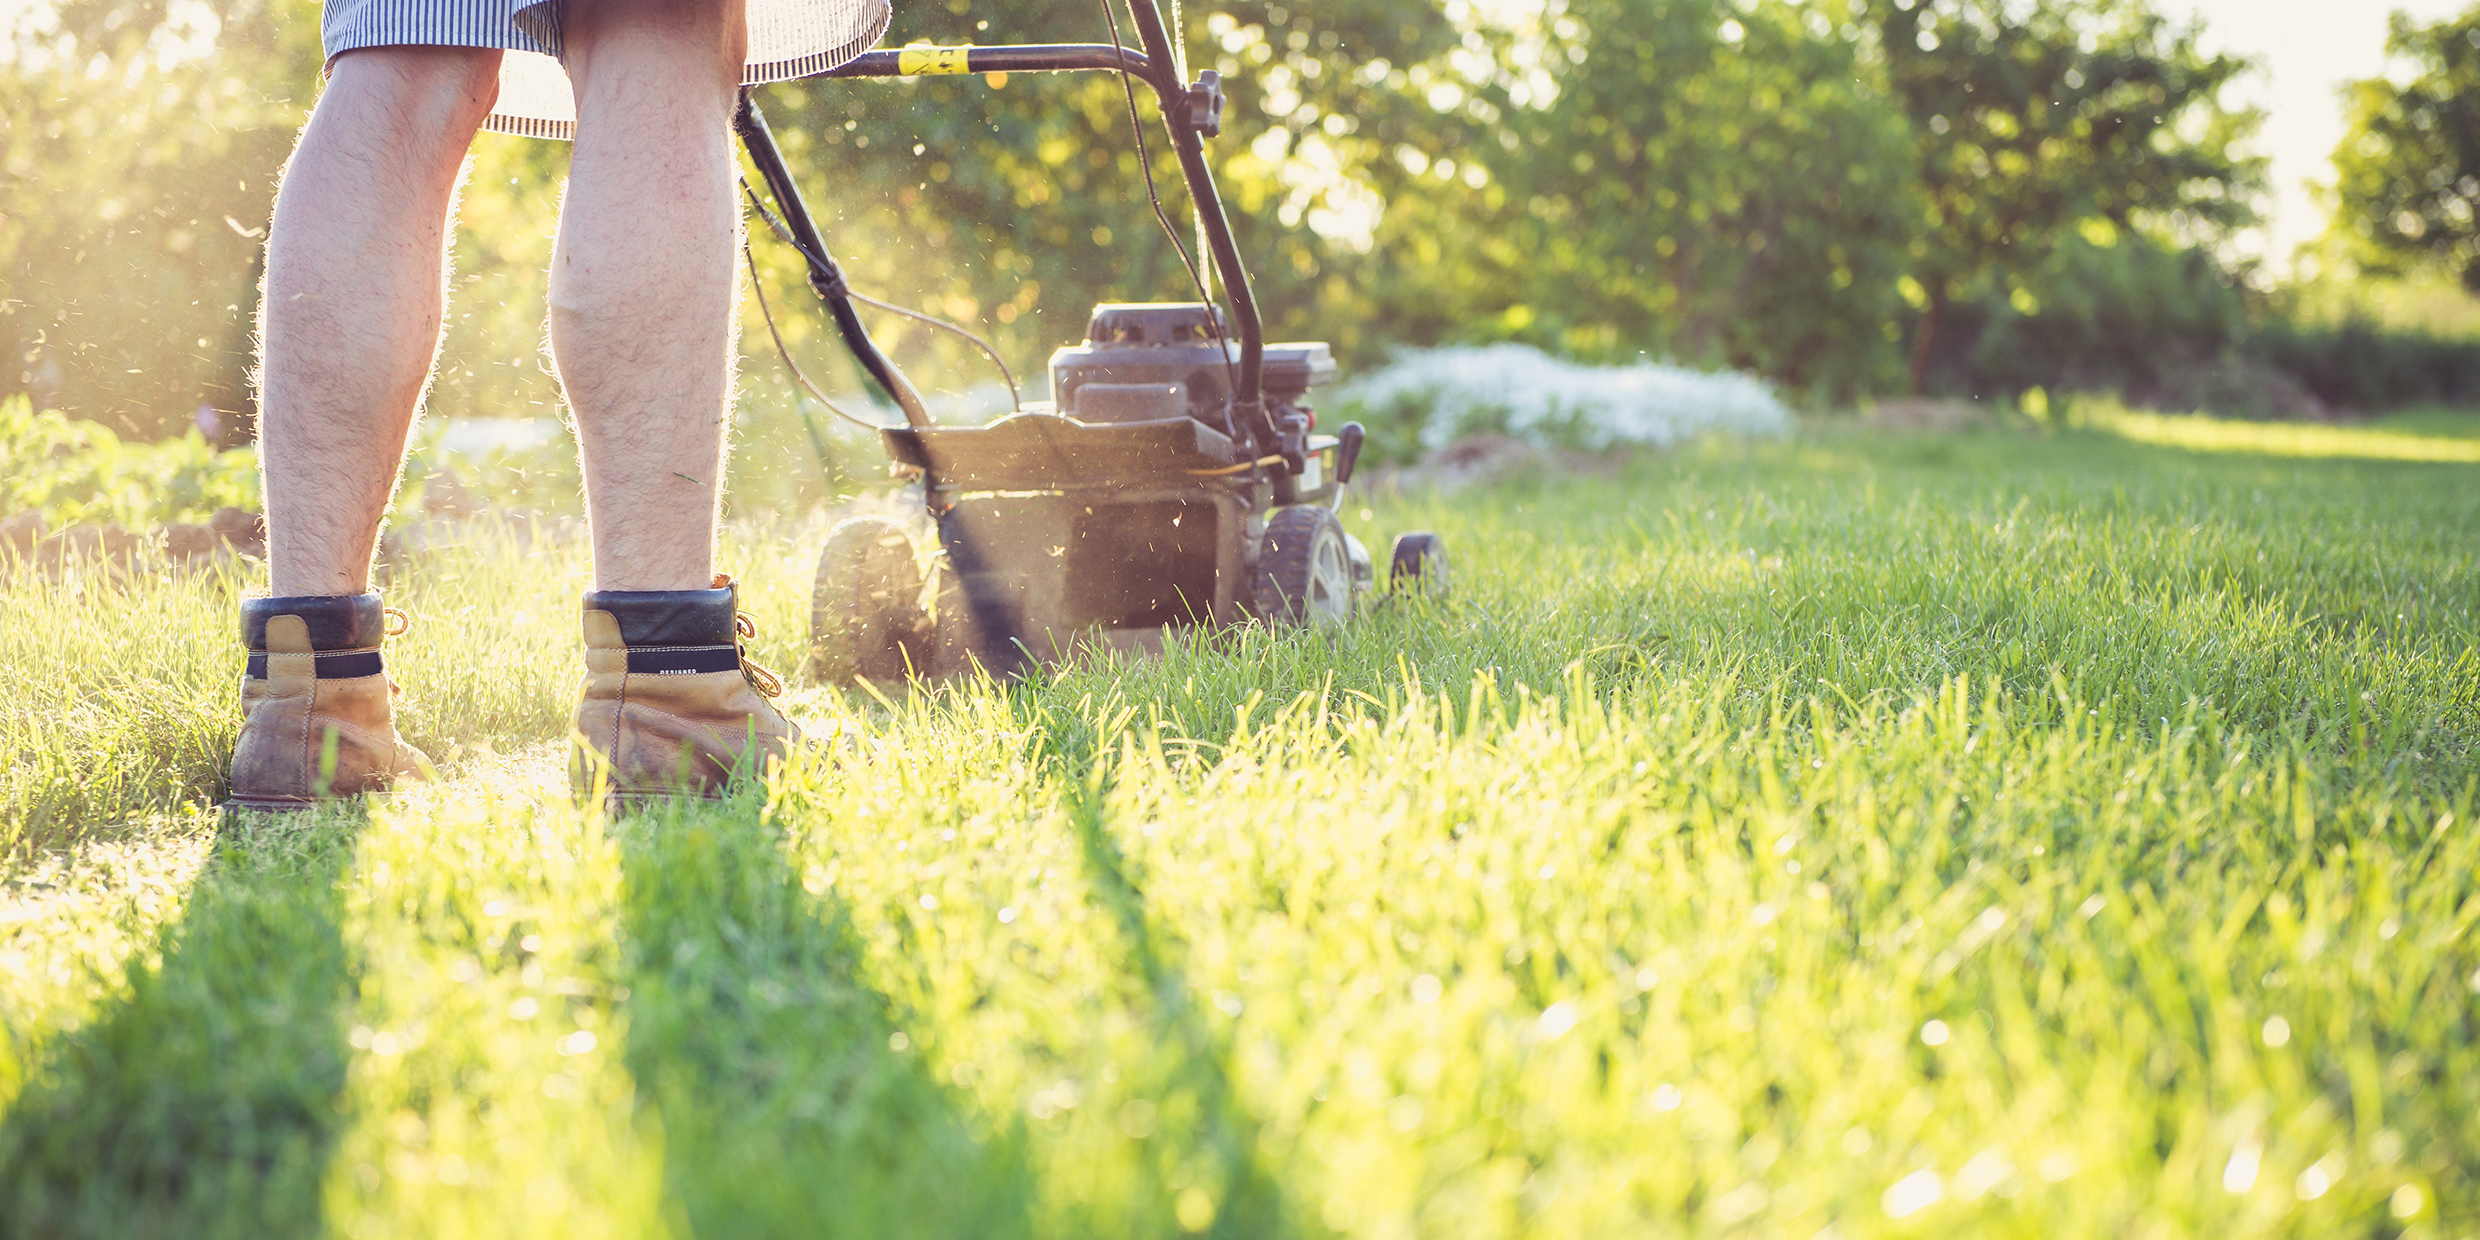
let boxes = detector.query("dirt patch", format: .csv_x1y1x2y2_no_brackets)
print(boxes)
1369,433,1633,495
2,507,265,575
2140,354,2337,422
1864,397,2000,432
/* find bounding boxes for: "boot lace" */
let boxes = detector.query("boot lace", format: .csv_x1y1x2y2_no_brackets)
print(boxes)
383,607,411,695
735,611,786,699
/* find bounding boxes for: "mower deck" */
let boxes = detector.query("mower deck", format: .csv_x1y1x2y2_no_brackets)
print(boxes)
880,409,1237,488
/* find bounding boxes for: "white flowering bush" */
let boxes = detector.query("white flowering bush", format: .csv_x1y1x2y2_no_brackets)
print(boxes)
1328,344,1794,462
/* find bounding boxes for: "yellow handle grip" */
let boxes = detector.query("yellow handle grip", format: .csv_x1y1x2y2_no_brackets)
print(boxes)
897,44,972,75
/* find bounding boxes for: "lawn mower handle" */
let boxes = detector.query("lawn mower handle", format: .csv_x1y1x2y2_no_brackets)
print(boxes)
736,3,1283,457
733,94,934,431
1113,0,1277,449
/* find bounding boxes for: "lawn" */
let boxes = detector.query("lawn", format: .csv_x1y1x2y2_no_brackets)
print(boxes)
0,419,2474,1239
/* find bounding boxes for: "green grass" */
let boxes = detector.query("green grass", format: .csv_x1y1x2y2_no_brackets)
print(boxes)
2366,407,2480,440
0,422,2474,1238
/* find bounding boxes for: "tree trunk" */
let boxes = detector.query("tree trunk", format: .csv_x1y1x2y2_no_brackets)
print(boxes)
1907,291,1947,395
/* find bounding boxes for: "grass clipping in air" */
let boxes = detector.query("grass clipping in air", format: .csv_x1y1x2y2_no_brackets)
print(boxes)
0,421,2475,1238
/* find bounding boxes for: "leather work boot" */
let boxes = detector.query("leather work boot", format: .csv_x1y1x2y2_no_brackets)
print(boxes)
571,575,801,803
226,592,433,811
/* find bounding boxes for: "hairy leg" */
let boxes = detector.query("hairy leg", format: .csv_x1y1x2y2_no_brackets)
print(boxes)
552,0,750,593
258,47,501,597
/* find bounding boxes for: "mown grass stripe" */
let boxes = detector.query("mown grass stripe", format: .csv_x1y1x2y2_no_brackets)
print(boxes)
0,808,367,1237
318,753,661,1239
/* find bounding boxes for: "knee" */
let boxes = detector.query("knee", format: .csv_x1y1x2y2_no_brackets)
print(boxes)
326,45,505,151
565,0,748,95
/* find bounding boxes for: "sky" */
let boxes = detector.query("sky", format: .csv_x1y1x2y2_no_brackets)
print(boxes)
2176,0,2472,268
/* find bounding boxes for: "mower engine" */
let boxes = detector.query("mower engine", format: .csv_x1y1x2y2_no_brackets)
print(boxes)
1051,303,1331,431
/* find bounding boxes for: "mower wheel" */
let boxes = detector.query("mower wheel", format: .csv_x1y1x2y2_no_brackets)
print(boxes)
1256,506,1354,627
1388,531,1450,598
809,516,928,682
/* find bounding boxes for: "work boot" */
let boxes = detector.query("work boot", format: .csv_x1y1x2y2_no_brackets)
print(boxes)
571,575,801,802
226,592,432,811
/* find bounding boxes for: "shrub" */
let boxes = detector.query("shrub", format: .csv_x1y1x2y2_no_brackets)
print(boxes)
1326,345,1794,464
2248,319,2480,412
0,395,260,529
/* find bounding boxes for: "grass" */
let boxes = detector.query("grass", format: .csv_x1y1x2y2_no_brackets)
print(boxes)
0,419,2474,1238
2071,400,2480,464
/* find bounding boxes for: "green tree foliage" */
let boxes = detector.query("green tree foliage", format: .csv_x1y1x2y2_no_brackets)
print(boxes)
2,0,321,438
1872,0,2260,391
11,0,2437,441
1336,0,1923,398
1938,228,2248,402
1200,0,2263,403
2331,6,2480,293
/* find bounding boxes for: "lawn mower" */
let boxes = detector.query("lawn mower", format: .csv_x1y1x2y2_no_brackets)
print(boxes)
730,3,1447,680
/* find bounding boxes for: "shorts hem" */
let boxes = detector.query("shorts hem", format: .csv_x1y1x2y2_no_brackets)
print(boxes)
326,0,888,143
324,30,557,66
479,112,575,140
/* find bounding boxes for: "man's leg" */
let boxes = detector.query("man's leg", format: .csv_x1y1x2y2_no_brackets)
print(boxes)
231,46,496,809
551,0,749,592
554,3,799,803
259,47,502,596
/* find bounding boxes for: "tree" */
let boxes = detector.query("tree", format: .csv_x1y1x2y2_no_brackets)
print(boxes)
2330,7,2480,293
2,0,2288,437
2,0,321,438
0,0,1415,447
1873,0,2260,392
1293,0,1926,398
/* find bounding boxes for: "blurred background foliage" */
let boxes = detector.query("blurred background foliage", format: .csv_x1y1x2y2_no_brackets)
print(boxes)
4,0,316,443
2329,7,2480,296
6,0,2480,492
0,393,258,528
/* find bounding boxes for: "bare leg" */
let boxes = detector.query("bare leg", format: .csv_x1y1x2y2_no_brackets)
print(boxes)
552,0,750,593
257,47,502,597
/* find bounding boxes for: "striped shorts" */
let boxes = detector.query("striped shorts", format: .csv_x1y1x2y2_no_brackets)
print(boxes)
323,0,891,138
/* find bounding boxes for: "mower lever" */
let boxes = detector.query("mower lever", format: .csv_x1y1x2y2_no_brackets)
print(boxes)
1275,408,1312,475
1335,422,1366,485
1185,71,1225,139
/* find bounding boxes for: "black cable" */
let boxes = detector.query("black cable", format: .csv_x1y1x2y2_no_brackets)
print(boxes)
845,289,1019,412
739,179,1022,415
1100,0,1242,417
742,233,893,434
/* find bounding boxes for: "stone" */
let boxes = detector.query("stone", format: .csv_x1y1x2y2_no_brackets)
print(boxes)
0,511,43,555
42,523,140,567
163,522,219,560
210,506,266,556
